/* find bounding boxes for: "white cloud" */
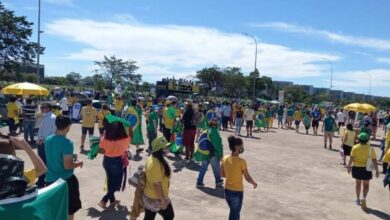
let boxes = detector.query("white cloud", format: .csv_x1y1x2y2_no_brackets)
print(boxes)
331,69,390,95
45,18,340,81
250,22,390,51
377,57,390,65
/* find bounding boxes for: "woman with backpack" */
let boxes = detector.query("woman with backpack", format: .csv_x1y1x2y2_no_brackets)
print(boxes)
182,102,197,162
143,137,174,220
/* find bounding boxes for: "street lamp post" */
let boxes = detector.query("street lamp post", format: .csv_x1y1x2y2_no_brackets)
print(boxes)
243,32,258,102
36,0,42,83
321,57,333,91
367,72,372,96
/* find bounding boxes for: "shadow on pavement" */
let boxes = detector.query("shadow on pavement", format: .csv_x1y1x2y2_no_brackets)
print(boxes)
364,207,389,220
172,160,185,173
185,161,201,171
197,186,225,199
87,204,129,220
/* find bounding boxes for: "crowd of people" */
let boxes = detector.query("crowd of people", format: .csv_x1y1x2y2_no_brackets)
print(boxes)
1,91,390,219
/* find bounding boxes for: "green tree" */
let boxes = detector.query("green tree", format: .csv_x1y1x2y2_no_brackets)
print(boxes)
65,72,82,86
41,76,67,85
94,55,140,92
222,67,247,97
22,73,37,83
284,85,308,103
196,66,225,95
0,2,44,71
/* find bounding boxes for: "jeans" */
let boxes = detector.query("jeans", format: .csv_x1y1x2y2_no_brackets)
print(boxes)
8,118,15,134
148,130,157,152
102,156,123,203
144,203,175,220
37,143,46,187
197,156,222,185
23,120,35,142
235,118,243,135
225,189,244,220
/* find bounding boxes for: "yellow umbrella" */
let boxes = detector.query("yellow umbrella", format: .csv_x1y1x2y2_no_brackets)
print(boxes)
0,82,49,96
343,103,376,113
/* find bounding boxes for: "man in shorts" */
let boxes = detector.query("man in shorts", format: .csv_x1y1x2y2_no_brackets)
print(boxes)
286,106,294,129
336,109,346,134
244,105,255,137
45,116,83,220
80,99,97,150
311,107,321,135
322,111,337,149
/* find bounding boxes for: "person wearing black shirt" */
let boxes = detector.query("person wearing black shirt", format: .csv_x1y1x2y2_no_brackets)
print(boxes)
182,102,197,162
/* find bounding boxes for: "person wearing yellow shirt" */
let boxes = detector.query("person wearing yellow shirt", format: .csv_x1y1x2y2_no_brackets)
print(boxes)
162,100,175,141
221,136,257,220
144,137,174,219
381,123,390,174
98,104,111,137
80,100,97,150
347,132,379,209
293,107,303,133
0,134,47,187
6,97,20,135
114,96,124,117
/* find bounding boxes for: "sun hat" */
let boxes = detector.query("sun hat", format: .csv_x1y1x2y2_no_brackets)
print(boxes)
358,132,369,142
151,137,170,153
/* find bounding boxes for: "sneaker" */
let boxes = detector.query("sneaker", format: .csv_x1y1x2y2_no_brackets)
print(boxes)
196,183,205,188
355,199,360,206
360,199,367,209
216,180,224,187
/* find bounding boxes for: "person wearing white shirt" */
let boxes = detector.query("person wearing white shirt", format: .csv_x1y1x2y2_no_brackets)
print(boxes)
337,109,346,134
61,96,69,116
244,106,255,137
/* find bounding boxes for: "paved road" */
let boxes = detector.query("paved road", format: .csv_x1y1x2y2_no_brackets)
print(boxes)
3,121,390,220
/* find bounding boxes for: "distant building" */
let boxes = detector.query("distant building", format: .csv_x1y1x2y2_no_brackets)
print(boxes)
343,92,355,100
330,90,343,99
297,84,314,95
19,63,45,79
313,87,330,95
274,81,293,89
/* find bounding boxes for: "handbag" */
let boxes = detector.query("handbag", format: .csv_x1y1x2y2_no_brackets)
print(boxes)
366,147,374,172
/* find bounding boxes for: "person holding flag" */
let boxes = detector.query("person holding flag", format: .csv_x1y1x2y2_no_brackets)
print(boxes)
125,100,144,153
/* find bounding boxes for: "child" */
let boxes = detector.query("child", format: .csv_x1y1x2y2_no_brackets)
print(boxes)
221,135,257,220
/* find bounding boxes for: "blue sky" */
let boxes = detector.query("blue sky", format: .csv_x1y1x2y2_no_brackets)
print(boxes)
3,0,390,96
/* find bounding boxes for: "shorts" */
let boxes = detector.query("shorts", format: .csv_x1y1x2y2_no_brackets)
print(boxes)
338,122,345,127
246,120,253,129
46,175,82,215
342,144,352,156
379,119,384,124
82,127,94,135
312,120,319,128
324,131,333,136
352,167,372,180
62,110,69,116
294,120,301,126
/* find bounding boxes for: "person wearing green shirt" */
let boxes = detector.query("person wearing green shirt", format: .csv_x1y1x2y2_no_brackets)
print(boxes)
45,116,83,220
147,106,159,154
265,107,272,132
322,112,337,149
